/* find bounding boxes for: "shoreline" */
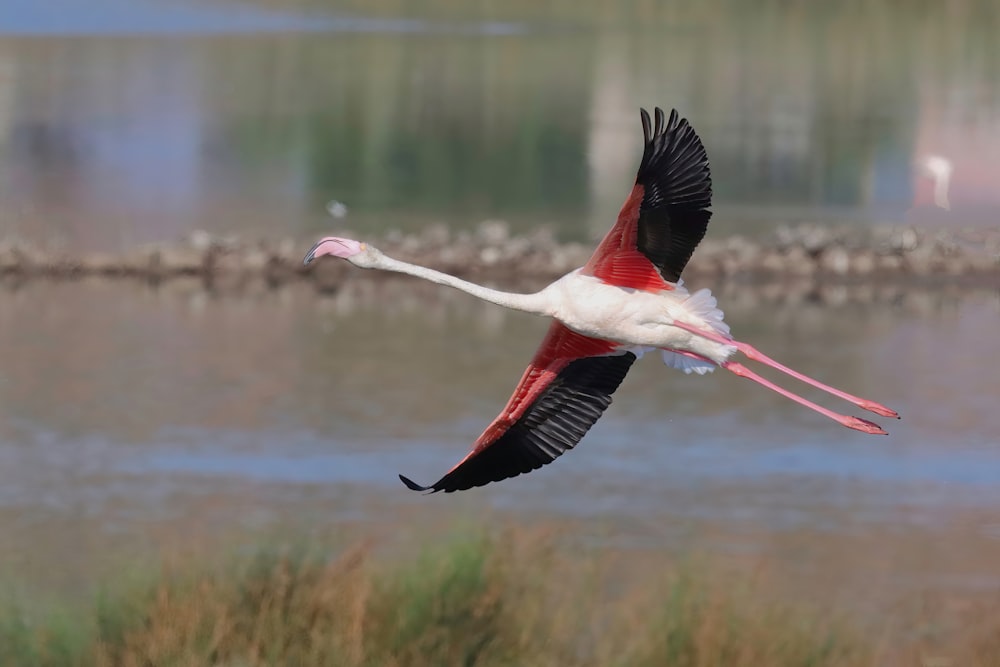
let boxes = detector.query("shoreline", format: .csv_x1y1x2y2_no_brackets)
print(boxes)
2,223,998,288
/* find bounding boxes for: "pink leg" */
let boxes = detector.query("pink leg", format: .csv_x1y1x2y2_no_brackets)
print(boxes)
670,321,898,419
670,351,888,435
723,361,887,435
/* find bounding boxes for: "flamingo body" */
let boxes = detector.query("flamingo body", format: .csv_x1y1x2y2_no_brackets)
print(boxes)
543,270,734,358
304,107,898,494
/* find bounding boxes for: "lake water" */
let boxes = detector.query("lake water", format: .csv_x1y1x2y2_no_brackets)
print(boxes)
1,278,999,603
0,0,999,608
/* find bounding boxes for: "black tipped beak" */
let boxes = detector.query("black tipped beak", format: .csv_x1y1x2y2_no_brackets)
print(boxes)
302,241,323,266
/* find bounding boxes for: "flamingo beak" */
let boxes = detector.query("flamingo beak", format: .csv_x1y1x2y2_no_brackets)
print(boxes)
302,238,348,266
302,242,322,265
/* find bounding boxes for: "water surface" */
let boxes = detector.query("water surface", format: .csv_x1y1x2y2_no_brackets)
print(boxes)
1,279,998,600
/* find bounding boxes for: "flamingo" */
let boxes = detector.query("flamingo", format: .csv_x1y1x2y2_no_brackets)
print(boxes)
906,155,954,225
921,155,953,212
304,108,899,493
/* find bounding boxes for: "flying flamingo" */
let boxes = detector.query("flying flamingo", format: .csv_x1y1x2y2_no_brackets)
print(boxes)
304,107,899,493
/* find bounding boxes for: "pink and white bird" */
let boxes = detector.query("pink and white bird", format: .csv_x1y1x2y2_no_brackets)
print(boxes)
304,107,899,493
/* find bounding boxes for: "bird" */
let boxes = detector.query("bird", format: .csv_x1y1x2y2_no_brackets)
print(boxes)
906,154,953,225
303,107,899,494
921,155,953,212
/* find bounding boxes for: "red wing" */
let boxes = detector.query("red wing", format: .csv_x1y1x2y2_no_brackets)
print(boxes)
399,322,636,493
584,107,713,287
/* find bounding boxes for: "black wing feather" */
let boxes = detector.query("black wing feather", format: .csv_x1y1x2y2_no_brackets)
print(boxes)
399,352,636,493
635,107,713,283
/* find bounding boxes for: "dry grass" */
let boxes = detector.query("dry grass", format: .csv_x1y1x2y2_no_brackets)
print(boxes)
2,527,999,666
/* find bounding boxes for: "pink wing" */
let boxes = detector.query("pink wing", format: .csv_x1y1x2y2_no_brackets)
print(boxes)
584,107,713,289
399,322,635,493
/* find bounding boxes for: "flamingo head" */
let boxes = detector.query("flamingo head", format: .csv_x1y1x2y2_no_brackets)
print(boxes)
303,236,382,268
922,155,953,180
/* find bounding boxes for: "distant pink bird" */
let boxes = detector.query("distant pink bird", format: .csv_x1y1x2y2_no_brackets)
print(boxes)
305,108,899,493
907,154,954,225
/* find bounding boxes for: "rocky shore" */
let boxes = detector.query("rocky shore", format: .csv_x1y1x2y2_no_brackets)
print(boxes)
1,223,998,289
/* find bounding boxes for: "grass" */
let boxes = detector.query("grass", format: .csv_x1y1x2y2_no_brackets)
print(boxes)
2,528,998,666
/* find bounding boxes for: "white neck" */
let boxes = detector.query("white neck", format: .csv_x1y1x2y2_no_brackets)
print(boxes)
374,255,553,316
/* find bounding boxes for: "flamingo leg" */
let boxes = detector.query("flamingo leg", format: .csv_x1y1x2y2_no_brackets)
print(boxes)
670,350,888,435
669,321,898,419
722,361,888,435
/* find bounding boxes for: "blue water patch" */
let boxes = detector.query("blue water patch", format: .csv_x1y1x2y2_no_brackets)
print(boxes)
123,449,399,485
115,427,432,487
113,417,1000,520
0,0,524,36
598,412,1000,487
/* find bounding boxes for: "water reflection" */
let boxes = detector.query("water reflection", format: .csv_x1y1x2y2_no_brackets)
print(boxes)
0,1,998,252
0,278,995,441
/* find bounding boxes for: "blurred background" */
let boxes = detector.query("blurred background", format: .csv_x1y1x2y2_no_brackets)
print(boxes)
2,0,999,251
1,0,1000,662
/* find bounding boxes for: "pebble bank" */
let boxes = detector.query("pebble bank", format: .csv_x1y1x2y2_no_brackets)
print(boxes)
2,222,997,290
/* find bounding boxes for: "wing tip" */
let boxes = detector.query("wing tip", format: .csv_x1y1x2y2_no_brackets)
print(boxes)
635,104,711,203
398,473,434,493
640,107,683,142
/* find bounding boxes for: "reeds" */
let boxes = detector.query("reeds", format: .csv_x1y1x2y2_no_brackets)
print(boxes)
2,528,997,666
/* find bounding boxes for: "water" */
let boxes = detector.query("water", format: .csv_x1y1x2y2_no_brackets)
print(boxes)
1,279,999,599
1,0,999,253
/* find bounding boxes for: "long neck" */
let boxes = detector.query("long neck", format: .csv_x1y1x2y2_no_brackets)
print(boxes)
375,255,553,316
933,172,951,210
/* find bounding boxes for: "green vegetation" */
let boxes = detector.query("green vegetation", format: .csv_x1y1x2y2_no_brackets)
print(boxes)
1,529,997,666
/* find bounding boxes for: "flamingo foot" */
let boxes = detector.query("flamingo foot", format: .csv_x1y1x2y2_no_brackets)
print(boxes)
841,415,889,435
857,400,899,419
